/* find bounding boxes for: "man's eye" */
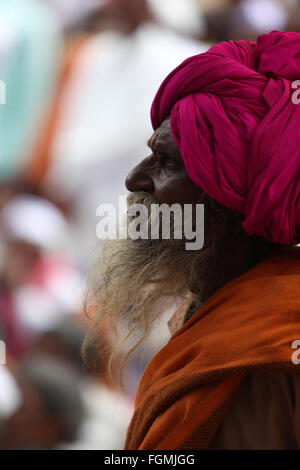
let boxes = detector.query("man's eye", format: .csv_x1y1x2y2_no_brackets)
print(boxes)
162,156,178,168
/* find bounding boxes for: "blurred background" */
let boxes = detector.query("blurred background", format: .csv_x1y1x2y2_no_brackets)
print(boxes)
0,0,299,450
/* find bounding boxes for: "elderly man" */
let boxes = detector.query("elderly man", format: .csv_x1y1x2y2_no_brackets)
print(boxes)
88,30,300,449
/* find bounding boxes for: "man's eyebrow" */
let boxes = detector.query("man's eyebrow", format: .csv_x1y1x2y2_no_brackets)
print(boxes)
147,135,156,149
147,134,182,162
147,136,167,154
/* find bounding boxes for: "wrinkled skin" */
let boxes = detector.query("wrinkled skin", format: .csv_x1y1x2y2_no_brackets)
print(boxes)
126,119,277,303
126,120,204,205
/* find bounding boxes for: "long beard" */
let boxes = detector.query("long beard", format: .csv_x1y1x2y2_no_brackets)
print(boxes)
85,192,214,361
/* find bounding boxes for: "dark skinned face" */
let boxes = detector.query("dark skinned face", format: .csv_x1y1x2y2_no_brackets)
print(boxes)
125,120,203,205
125,119,276,302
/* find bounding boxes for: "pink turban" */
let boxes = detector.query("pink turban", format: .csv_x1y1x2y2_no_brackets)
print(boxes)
151,31,300,245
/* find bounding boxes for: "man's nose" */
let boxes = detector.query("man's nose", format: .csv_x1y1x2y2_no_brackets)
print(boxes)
125,159,154,194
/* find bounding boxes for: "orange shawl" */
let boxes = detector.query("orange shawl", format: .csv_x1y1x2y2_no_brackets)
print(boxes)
125,246,300,450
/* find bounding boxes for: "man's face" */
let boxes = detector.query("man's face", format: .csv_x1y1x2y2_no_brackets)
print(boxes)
86,120,216,360
125,120,203,205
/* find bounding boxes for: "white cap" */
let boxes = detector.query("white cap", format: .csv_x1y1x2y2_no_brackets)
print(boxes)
1,195,68,252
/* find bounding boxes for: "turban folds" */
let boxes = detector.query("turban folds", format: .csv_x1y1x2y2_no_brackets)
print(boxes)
151,30,300,245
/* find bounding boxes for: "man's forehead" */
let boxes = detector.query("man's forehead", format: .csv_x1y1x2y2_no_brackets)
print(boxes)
149,119,174,149
147,119,183,164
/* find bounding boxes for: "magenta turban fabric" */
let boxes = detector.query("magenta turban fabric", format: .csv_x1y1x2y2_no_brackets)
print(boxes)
151,30,300,245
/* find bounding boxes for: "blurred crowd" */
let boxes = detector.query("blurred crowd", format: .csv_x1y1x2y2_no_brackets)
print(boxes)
0,0,299,450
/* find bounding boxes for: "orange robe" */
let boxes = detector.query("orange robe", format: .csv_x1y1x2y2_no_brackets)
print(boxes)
125,246,300,450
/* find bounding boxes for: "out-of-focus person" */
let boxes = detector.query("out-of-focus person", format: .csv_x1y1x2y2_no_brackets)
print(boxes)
0,357,85,449
0,193,83,358
32,317,134,449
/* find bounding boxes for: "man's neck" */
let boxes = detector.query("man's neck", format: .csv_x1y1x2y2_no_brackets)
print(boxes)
194,234,279,309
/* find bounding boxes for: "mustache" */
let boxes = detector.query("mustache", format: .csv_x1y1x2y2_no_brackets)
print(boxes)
125,191,201,249
127,191,158,209
125,191,169,246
